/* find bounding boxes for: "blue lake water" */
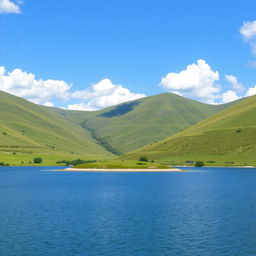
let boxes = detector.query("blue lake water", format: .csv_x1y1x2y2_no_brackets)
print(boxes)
0,166,256,256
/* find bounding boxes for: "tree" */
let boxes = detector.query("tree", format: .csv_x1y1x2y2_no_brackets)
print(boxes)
195,161,204,167
33,157,42,164
139,156,148,162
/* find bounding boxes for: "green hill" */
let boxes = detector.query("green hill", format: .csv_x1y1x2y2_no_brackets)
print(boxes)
71,93,233,154
122,95,256,166
0,90,113,164
0,91,238,165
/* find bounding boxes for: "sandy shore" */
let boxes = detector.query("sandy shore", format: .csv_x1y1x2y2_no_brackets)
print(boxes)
61,168,182,172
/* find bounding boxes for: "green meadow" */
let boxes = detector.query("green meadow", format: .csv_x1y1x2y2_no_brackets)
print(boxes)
0,152,113,166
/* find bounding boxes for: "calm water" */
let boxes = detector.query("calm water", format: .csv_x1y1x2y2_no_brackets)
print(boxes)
0,166,256,256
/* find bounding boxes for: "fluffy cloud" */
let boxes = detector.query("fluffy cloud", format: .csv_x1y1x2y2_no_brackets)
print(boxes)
170,91,183,96
160,59,220,102
245,85,256,97
240,21,256,55
221,90,240,103
225,74,244,92
0,0,21,14
69,78,146,110
240,21,256,39
67,103,97,111
43,101,55,107
0,66,145,111
0,66,71,105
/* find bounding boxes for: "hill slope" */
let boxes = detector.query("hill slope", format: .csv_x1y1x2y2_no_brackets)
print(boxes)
69,93,233,154
123,95,256,165
0,90,112,160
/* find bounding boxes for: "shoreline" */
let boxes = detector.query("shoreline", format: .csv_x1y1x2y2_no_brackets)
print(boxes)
60,168,183,172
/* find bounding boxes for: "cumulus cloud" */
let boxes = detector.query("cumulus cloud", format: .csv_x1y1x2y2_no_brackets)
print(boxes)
0,66,71,106
240,21,256,56
0,0,21,14
240,21,256,39
170,91,183,96
221,90,240,103
67,103,97,111
160,59,220,102
69,78,146,110
0,66,146,111
245,85,256,97
225,74,244,92
43,101,55,107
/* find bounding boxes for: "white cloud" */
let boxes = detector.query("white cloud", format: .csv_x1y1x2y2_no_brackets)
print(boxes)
67,103,97,111
0,66,146,111
221,90,240,103
240,21,256,56
43,101,54,107
0,0,21,14
0,66,71,106
170,91,183,96
69,78,146,110
240,21,256,39
225,74,244,92
160,59,220,102
245,85,256,97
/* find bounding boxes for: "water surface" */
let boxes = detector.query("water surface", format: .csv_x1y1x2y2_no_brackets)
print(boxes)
0,166,256,256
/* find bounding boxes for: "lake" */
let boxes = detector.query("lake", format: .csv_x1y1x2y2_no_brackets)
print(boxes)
0,166,256,256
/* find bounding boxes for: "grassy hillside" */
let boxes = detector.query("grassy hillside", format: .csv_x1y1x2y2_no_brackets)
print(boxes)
69,93,233,154
0,90,238,166
122,95,256,166
0,91,113,164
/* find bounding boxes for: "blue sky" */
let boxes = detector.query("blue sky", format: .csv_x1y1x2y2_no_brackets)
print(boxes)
0,0,256,110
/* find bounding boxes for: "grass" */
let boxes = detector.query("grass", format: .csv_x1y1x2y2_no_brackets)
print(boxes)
74,160,171,169
69,93,234,154
0,90,113,158
0,152,113,166
0,90,246,166
122,95,256,166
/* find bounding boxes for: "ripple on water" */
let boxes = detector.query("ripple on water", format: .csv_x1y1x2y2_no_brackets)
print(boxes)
0,167,256,256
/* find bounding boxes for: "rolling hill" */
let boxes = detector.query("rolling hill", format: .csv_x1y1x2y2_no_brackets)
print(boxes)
122,95,256,166
0,90,113,164
0,90,239,165
69,93,234,154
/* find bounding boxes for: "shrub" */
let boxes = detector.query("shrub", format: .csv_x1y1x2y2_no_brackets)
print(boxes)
139,156,148,162
195,161,204,167
56,159,96,166
0,162,9,166
137,162,147,165
33,157,42,164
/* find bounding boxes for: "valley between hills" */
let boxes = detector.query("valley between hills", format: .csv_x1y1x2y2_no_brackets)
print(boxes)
0,89,255,166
